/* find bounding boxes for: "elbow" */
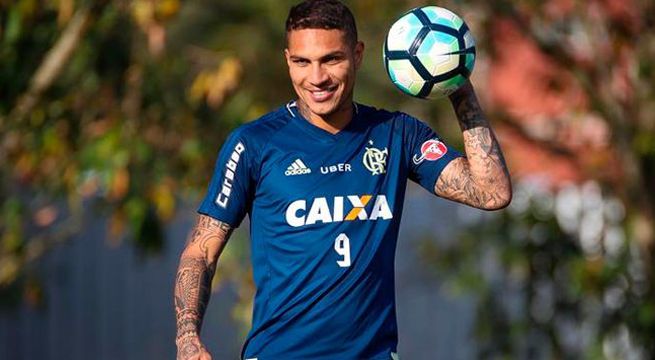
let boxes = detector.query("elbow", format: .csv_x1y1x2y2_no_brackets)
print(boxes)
492,191,513,210
482,184,513,211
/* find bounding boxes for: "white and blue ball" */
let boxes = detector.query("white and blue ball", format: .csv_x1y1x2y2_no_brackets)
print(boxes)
383,6,476,98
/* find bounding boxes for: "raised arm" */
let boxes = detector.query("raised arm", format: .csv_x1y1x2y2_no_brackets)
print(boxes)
434,81,512,210
174,214,233,360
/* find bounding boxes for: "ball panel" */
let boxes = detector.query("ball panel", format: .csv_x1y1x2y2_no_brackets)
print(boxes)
433,54,460,76
416,31,459,76
465,52,476,72
416,31,459,56
463,30,476,49
387,59,426,96
418,54,460,78
421,6,463,29
385,13,424,52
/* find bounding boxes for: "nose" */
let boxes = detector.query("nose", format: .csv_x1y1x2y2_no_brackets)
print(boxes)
309,63,329,86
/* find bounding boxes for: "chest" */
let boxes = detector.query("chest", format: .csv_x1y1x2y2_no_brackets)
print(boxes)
257,125,404,200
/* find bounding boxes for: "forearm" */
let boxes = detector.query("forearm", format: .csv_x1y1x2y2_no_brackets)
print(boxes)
435,81,511,209
174,255,215,342
174,215,232,355
452,81,509,179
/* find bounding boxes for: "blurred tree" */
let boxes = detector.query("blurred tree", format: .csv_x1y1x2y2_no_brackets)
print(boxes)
0,0,249,294
416,0,655,358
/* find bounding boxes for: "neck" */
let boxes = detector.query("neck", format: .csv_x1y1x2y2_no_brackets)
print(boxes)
297,100,354,135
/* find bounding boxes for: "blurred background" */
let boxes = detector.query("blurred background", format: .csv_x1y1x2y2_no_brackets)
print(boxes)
1,0,654,359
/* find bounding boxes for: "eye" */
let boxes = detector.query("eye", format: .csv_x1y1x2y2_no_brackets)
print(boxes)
325,56,343,65
292,59,309,66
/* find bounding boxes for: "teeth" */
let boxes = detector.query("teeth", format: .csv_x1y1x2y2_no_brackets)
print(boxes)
308,87,336,102
311,87,334,94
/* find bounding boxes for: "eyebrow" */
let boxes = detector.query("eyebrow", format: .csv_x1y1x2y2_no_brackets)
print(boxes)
289,51,347,62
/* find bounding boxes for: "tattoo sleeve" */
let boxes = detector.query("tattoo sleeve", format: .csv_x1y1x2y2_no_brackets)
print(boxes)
174,215,232,352
435,81,512,210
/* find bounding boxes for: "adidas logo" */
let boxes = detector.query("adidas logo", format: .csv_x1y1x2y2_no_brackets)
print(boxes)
285,159,311,176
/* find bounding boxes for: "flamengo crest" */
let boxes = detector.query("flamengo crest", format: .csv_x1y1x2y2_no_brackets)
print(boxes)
363,146,388,175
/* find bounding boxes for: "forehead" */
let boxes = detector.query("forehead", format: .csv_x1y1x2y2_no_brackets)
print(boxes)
286,28,350,55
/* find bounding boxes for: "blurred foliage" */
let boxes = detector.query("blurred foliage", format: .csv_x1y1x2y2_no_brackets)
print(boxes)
415,0,655,358
422,181,653,358
0,0,247,303
0,0,654,358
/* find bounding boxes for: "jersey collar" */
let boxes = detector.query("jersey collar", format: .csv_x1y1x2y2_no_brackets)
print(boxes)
285,100,362,142
285,100,359,118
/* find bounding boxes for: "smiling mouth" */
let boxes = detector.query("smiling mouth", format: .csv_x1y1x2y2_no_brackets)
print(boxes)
307,85,338,102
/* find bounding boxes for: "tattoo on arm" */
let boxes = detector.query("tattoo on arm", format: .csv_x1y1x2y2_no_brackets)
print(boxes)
187,215,233,260
451,87,487,131
436,83,511,209
174,215,232,351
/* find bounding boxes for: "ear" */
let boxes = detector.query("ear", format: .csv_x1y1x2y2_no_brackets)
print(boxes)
284,48,292,67
354,41,365,69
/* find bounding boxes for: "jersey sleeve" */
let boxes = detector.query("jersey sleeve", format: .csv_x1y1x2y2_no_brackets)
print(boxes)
198,128,256,228
403,112,463,193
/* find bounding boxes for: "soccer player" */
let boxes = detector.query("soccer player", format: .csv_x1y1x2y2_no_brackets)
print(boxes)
174,0,511,359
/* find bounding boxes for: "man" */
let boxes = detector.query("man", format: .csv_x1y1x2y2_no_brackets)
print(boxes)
174,0,511,359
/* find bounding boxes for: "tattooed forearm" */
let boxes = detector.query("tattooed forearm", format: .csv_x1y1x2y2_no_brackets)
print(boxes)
449,83,488,131
174,215,232,356
175,257,214,326
436,82,511,210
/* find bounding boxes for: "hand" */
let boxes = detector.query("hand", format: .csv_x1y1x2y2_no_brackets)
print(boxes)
176,334,212,360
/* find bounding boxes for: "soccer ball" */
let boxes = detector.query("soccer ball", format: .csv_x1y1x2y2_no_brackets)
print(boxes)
383,6,476,98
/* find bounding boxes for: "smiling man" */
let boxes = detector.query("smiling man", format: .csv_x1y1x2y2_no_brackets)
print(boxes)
174,1,511,359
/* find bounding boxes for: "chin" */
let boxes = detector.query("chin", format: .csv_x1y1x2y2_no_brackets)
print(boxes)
310,104,338,116
302,99,339,117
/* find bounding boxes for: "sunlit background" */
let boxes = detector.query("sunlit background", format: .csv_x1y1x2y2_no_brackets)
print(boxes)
1,0,654,359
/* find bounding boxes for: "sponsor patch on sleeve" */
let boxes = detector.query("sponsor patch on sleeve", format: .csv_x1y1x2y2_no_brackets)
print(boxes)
412,139,448,165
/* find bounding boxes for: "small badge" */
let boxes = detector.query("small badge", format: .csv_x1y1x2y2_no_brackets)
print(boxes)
285,158,311,176
363,146,388,175
412,139,447,165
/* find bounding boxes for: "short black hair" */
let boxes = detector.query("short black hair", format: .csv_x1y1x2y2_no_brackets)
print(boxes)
285,0,358,46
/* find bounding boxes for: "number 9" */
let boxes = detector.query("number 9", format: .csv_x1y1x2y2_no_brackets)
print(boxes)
334,233,351,267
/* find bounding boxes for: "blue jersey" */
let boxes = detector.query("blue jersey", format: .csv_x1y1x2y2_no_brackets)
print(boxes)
199,101,462,360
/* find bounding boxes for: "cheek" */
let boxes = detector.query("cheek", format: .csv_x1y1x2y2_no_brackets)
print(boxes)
331,66,351,82
288,67,304,83
337,67,355,84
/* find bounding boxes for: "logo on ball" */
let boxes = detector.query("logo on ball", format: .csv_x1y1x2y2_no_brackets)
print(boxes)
412,139,447,165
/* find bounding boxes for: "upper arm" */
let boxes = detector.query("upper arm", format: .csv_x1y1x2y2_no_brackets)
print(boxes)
402,113,464,193
181,214,233,265
433,157,475,205
198,128,256,228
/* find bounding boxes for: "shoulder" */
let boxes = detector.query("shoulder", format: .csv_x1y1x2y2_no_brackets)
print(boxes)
356,103,400,122
229,104,293,145
232,105,293,136
218,105,293,171
356,103,427,133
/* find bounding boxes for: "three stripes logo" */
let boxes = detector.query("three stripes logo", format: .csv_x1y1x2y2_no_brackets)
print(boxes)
285,159,311,176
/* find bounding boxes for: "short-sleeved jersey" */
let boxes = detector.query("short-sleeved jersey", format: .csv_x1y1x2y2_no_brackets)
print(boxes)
199,101,462,360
